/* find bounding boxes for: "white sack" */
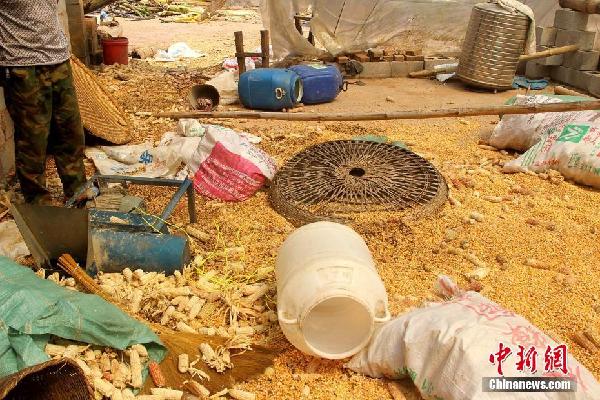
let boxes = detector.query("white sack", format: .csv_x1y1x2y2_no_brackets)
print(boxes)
503,121,600,189
488,95,600,152
347,276,600,400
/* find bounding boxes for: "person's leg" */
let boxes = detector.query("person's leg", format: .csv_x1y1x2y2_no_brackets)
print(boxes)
48,61,85,199
5,66,53,204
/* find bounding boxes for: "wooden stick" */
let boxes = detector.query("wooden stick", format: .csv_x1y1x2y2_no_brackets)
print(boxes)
156,99,600,121
519,45,579,62
554,85,590,97
260,30,270,68
234,31,246,75
559,0,600,13
410,45,579,78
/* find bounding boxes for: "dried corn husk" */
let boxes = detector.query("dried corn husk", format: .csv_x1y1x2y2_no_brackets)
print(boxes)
130,349,143,388
228,389,256,400
150,388,184,400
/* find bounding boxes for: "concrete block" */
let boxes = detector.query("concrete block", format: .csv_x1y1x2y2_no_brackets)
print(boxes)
424,57,458,70
552,66,589,89
536,26,557,46
534,46,564,66
571,69,590,90
555,29,598,51
554,9,589,31
550,66,574,84
586,72,600,96
526,62,551,79
391,61,424,77
359,62,392,78
562,50,600,70
516,60,527,75
393,54,405,61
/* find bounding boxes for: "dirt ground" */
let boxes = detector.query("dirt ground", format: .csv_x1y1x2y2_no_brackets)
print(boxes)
6,10,600,400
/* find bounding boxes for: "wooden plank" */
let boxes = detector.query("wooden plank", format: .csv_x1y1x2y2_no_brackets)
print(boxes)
66,0,89,64
234,31,246,75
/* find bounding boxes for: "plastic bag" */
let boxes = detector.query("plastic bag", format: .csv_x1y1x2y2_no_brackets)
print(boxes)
488,95,600,152
85,143,184,178
0,256,165,379
206,70,240,105
346,276,600,400
154,42,206,61
172,125,276,201
503,121,600,189
222,57,256,72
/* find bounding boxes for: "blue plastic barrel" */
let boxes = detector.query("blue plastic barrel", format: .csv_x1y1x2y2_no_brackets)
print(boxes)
289,64,343,104
238,68,303,111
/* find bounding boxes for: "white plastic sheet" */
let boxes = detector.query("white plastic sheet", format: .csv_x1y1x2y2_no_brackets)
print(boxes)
261,0,561,58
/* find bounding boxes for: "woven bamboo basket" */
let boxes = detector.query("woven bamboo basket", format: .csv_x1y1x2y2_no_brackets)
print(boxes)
269,140,448,226
0,358,94,400
70,56,132,145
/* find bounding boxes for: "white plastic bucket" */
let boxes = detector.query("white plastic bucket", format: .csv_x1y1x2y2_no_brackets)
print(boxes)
275,221,391,359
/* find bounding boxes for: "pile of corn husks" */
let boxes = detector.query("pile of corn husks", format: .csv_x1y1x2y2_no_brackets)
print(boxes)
39,239,275,400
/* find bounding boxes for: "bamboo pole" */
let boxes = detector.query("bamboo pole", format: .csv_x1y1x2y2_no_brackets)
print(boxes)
410,45,579,78
559,0,600,13
156,99,600,121
519,44,579,62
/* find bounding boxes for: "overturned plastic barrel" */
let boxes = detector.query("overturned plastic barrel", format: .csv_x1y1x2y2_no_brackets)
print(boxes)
238,68,303,111
457,2,530,90
275,222,391,359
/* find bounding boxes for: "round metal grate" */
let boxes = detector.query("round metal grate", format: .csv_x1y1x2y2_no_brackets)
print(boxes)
269,140,448,226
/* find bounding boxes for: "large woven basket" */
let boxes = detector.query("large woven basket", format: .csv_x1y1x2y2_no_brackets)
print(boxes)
0,358,94,400
70,56,132,145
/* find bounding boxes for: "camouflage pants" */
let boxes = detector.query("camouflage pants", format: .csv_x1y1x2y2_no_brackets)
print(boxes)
4,61,85,204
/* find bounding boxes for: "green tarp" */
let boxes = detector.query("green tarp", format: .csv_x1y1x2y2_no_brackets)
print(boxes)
0,256,166,378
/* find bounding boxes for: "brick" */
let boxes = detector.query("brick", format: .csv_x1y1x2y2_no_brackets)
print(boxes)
535,26,557,46
586,72,600,96
562,50,600,70
391,61,424,77
555,29,598,51
336,56,350,64
554,9,589,31
525,62,551,79
368,48,384,61
405,50,422,56
393,54,405,61
359,62,392,78
353,53,370,63
405,55,425,61
424,57,458,70
534,46,564,66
